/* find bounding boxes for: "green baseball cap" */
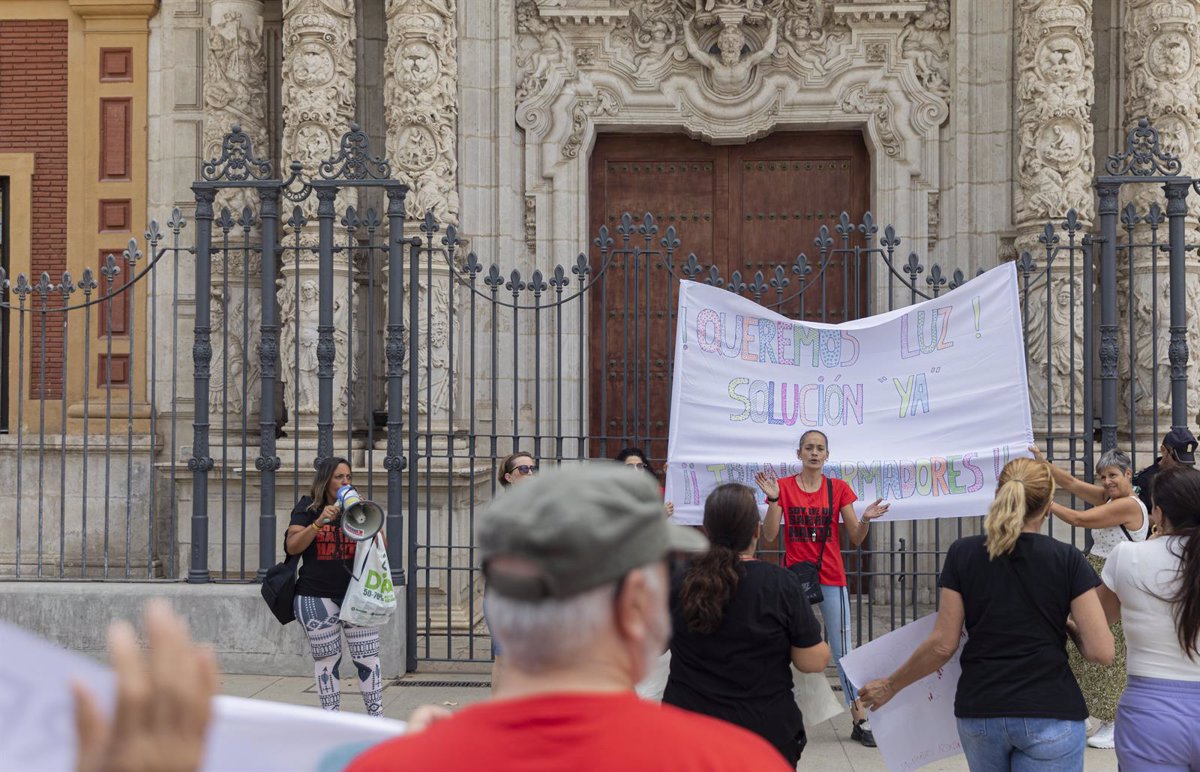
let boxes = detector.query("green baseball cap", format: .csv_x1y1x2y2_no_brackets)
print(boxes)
480,462,709,601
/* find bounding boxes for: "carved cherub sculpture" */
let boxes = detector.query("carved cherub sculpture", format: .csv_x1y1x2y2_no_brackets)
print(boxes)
684,13,778,94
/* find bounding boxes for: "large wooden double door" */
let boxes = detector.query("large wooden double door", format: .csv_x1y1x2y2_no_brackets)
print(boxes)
587,131,871,464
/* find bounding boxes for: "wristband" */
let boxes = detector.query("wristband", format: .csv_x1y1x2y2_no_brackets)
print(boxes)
311,521,322,532
766,495,779,504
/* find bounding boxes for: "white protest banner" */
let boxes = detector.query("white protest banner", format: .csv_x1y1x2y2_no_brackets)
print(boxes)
0,620,405,772
839,614,967,772
665,262,1032,525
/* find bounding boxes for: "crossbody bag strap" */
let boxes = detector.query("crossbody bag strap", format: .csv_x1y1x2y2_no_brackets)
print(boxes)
814,476,834,574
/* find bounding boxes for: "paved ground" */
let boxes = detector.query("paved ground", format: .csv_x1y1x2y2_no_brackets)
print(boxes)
220,672,1120,771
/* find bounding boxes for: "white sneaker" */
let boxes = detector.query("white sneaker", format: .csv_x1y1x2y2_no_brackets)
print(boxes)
1087,720,1115,749
1084,715,1101,737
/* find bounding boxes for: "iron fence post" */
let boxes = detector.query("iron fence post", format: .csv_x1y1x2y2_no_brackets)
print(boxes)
315,186,338,467
384,186,407,591
189,187,216,583
1096,182,1119,452
1164,180,1190,431
256,186,282,579
407,235,421,673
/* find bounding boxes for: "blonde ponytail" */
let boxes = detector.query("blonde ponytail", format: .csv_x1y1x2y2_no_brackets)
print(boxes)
984,457,1055,559
985,480,1026,558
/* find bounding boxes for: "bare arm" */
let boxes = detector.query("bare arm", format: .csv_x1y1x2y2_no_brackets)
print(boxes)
284,504,340,555
746,17,779,66
1030,445,1107,506
841,499,889,548
755,470,782,543
1050,496,1143,531
1095,583,1122,627
791,640,831,673
1071,588,1114,664
683,21,714,67
858,589,964,710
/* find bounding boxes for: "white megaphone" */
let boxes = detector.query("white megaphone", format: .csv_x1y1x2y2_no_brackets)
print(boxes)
335,484,385,542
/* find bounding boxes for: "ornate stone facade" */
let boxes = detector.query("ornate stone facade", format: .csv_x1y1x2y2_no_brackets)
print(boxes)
513,0,951,300
1014,0,1094,425
384,0,460,224
278,0,361,443
1120,0,1200,429
204,0,269,435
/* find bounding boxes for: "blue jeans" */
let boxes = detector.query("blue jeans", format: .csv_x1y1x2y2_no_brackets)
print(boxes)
817,584,857,707
956,717,1085,772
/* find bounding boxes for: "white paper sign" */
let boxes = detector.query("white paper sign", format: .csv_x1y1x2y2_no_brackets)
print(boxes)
839,614,967,772
665,262,1033,525
0,621,405,772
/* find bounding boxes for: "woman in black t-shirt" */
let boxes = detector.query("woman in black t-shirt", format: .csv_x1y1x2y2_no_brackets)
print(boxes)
663,483,830,767
284,456,384,716
858,459,1114,771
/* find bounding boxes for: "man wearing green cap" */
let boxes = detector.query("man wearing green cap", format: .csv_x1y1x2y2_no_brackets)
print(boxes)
348,463,792,772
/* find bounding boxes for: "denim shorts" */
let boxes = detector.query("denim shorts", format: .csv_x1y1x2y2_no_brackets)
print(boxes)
956,716,1085,771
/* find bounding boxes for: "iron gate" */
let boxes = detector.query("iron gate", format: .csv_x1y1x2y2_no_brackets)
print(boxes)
0,119,1197,675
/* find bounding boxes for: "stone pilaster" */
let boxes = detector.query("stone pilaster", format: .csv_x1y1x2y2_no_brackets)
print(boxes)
278,0,361,449
1014,0,1094,433
1120,0,1200,437
204,0,268,444
382,0,460,437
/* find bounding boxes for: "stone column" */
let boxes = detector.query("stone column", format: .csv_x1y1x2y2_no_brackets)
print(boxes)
1013,0,1094,436
1120,0,1200,442
383,0,459,436
204,1,269,448
277,0,360,452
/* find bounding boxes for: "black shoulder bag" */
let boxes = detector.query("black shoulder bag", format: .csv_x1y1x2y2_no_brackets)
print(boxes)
787,477,834,605
262,536,301,625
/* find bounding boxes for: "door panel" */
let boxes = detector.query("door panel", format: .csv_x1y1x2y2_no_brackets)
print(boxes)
587,132,870,466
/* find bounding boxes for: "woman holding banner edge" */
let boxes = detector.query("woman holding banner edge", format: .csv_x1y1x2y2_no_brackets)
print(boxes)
755,428,889,747
1029,444,1148,750
858,458,1114,771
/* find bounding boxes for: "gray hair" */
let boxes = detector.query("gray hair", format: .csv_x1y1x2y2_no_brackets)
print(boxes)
1096,448,1132,475
486,560,664,672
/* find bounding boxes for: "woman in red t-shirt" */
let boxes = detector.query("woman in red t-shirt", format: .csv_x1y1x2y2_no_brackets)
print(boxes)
755,428,889,748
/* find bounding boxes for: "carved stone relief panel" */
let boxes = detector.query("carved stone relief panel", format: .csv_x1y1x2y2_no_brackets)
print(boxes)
384,0,460,224
281,0,357,245
1014,0,1094,430
204,0,269,220
1120,0,1200,424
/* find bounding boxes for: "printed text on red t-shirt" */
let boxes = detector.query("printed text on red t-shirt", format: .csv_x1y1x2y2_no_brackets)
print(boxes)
786,506,833,542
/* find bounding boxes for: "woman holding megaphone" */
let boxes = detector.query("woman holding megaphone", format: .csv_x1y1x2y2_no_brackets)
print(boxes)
284,456,385,716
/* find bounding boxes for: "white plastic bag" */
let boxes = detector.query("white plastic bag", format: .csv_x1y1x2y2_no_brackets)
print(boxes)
339,534,396,627
794,668,845,729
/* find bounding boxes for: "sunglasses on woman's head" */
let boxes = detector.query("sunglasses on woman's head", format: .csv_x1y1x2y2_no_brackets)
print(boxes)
513,464,538,475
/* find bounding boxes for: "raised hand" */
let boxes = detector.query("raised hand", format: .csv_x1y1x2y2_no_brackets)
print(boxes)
862,498,890,522
754,470,780,501
1028,444,1045,462
664,501,675,518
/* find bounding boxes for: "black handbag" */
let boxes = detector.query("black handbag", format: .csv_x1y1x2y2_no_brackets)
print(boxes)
788,477,835,605
261,541,300,625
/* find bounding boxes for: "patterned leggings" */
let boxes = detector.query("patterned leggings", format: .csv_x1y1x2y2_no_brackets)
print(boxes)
294,595,383,716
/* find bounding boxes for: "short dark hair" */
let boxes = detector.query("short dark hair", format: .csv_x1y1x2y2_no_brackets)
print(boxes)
615,447,656,477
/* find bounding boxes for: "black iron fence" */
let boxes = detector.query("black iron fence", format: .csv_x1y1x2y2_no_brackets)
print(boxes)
1,120,1197,672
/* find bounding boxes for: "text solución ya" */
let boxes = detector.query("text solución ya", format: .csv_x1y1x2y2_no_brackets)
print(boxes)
686,302,975,427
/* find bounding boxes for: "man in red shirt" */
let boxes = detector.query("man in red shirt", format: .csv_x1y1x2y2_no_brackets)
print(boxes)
348,463,793,772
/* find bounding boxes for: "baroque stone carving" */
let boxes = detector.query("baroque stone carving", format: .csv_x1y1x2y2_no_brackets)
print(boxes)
1014,0,1094,231
204,1,269,221
1120,0,1200,422
1014,0,1094,428
898,0,950,101
385,0,460,224
281,0,357,245
276,273,359,419
208,284,263,419
682,7,779,95
839,83,902,158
